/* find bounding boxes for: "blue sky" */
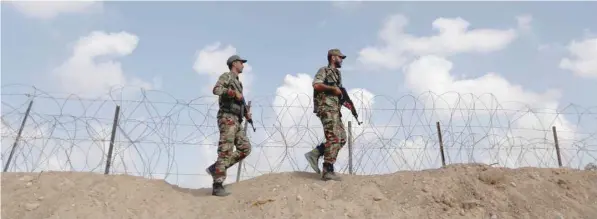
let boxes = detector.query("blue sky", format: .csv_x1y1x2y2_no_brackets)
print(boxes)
3,2,596,102
2,1,596,188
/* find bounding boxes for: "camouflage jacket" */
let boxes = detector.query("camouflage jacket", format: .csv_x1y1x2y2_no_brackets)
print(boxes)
212,71,244,117
312,66,342,114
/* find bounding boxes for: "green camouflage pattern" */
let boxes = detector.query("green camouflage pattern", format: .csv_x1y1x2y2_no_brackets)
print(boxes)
312,66,347,166
211,71,251,184
213,112,251,183
213,71,244,116
312,66,343,113
317,110,347,165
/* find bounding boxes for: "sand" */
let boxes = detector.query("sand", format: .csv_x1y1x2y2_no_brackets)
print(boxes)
2,163,597,219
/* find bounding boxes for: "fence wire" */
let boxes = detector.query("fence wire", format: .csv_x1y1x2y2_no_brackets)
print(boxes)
2,84,596,188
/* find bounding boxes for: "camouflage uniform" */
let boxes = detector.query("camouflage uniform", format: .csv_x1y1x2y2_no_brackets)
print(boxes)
206,55,252,196
305,49,348,181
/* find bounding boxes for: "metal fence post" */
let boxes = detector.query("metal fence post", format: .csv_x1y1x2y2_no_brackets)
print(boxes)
3,100,34,172
104,105,121,175
552,126,563,167
348,121,353,174
436,121,446,167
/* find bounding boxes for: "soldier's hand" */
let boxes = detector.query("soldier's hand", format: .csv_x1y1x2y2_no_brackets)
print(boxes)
245,112,252,121
235,91,243,101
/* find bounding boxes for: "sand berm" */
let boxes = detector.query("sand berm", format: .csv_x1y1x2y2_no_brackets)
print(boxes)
2,163,597,219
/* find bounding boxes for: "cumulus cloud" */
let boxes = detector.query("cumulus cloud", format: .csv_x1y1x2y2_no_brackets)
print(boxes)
192,42,254,96
357,14,519,70
403,55,577,168
51,31,155,98
350,14,590,170
403,55,563,112
241,73,319,174
9,0,102,20
559,37,597,79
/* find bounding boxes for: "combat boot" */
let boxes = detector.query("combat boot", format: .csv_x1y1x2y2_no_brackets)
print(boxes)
212,182,231,197
205,163,216,177
322,162,341,181
304,150,321,174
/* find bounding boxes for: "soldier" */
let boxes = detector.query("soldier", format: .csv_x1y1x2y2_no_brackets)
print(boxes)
205,55,252,196
304,48,348,181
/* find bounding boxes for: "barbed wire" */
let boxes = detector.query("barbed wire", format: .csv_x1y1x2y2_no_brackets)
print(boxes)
2,84,596,188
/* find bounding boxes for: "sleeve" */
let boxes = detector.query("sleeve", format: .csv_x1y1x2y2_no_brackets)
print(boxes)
212,73,235,97
312,67,327,86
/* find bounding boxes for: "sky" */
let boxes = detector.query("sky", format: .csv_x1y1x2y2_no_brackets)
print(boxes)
2,1,596,189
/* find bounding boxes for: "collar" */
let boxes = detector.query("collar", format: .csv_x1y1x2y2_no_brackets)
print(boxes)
326,65,340,74
229,71,239,79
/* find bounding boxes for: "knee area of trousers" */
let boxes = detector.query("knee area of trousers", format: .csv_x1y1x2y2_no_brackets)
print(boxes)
219,138,234,145
240,146,252,157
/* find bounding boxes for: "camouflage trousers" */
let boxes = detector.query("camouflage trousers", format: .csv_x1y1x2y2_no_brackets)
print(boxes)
212,112,251,183
314,110,347,165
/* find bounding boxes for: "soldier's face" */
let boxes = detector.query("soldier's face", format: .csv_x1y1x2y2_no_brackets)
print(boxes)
334,56,343,68
233,61,244,73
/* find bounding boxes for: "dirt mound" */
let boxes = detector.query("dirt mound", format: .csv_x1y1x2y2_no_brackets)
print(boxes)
2,163,597,219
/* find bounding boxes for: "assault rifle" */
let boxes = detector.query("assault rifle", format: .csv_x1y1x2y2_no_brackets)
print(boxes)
339,87,363,126
239,98,256,132
228,78,256,132
318,80,363,126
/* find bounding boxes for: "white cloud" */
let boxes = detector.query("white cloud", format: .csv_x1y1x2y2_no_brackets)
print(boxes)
357,14,519,70
192,42,254,97
349,13,592,170
559,37,597,79
403,55,577,167
403,55,563,110
51,31,154,97
241,73,318,174
9,0,102,20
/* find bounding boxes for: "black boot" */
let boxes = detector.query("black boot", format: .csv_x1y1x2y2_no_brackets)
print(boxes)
212,182,231,197
322,162,341,181
205,163,216,177
316,143,325,155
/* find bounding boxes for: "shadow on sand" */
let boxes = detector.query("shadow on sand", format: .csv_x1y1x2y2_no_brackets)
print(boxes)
289,171,324,180
168,171,324,197
169,184,214,197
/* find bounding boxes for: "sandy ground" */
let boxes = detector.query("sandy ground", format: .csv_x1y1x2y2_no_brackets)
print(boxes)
2,163,597,219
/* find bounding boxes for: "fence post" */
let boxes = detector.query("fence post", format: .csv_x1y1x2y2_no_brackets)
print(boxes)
3,100,34,172
236,101,251,182
436,121,446,167
348,121,353,174
104,105,121,175
552,126,563,168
